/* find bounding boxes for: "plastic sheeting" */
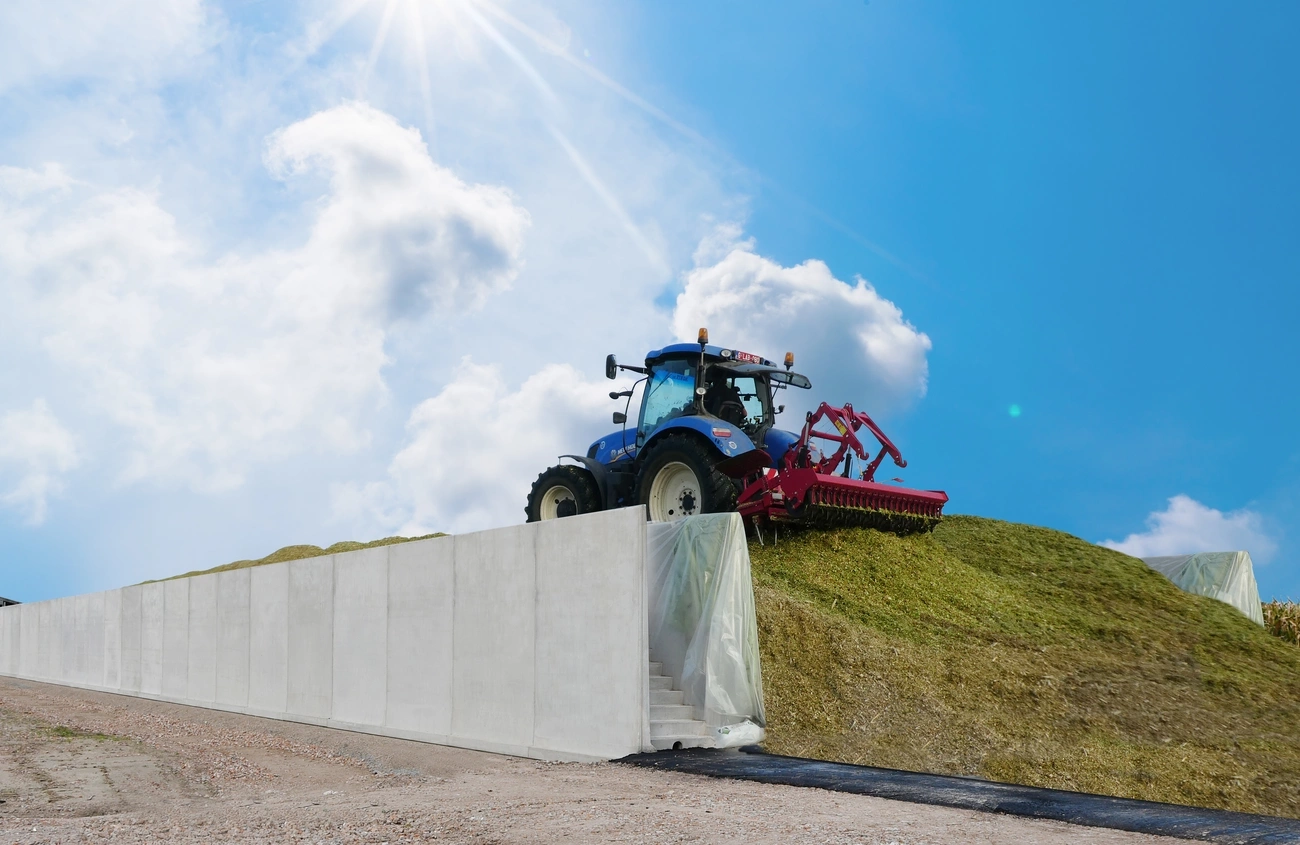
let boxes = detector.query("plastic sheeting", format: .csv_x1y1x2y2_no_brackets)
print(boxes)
646,513,765,745
1142,552,1265,626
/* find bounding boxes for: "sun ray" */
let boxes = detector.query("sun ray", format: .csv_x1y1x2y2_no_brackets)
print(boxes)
296,0,375,63
456,0,560,108
464,0,932,287
407,0,439,158
548,125,669,277
360,0,400,94
471,0,709,148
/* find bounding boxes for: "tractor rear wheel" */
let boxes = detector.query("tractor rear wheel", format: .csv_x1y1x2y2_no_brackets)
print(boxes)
634,434,738,522
526,465,601,522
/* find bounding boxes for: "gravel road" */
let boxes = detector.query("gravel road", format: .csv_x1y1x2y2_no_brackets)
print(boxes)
0,677,1186,844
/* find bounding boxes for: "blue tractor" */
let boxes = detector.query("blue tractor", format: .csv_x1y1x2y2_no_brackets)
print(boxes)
525,330,948,532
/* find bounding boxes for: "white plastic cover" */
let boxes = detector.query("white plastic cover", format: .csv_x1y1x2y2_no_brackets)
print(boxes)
1142,551,1265,626
646,513,765,742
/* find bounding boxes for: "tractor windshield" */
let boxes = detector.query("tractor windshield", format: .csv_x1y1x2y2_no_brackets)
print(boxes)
640,359,697,435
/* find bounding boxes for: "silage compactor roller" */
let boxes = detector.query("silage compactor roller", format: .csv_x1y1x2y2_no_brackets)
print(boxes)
525,330,947,534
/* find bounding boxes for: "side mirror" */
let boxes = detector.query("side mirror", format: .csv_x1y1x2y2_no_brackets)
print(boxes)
777,405,785,414
612,411,627,425
605,354,617,380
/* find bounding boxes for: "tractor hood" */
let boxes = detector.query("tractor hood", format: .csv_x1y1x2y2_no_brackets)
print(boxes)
762,427,801,466
588,429,637,466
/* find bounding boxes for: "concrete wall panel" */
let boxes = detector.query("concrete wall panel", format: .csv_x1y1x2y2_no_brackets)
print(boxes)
62,597,84,685
248,564,288,713
85,592,105,687
162,580,190,699
103,589,121,690
19,604,38,678
452,524,537,750
140,583,164,695
37,601,56,681
2,608,15,676
385,536,454,736
287,558,333,720
215,570,250,707
332,548,387,727
533,510,646,758
0,609,15,676
187,575,218,704
119,586,143,693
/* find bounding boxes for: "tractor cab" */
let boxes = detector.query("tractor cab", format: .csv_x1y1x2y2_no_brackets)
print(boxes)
631,343,810,449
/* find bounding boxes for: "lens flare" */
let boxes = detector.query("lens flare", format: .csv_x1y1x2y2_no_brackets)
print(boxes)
1009,404,1022,418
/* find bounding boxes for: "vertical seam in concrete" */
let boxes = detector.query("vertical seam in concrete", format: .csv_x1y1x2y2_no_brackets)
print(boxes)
207,578,217,702
379,549,387,724
214,576,223,704
532,524,540,752
383,546,392,728
640,517,652,753
178,579,190,700
449,534,459,736
329,554,337,720
244,571,252,708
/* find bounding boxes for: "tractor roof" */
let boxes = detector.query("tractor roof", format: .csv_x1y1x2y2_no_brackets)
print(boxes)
644,342,778,367
644,343,811,388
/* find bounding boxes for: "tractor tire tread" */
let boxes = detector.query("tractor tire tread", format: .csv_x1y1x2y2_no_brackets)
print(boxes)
634,433,738,519
526,464,602,522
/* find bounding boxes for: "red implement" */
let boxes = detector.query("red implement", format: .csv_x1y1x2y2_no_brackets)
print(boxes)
724,402,948,534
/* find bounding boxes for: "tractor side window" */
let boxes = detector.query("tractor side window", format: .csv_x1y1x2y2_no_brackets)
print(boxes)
640,360,696,434
731,376,767,426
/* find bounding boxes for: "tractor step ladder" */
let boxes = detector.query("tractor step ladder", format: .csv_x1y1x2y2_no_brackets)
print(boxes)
648,656,713,751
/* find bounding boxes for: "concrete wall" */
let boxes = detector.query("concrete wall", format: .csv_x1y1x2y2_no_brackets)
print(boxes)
0,508,650,761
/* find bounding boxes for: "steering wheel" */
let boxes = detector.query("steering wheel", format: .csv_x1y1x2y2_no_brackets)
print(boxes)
718,399,747,426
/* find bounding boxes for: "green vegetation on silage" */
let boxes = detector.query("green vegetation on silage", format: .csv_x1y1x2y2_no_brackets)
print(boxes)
752,515,1300,818
147,533,444,583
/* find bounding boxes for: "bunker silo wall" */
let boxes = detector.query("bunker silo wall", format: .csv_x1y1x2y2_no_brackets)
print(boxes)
0,508,651,761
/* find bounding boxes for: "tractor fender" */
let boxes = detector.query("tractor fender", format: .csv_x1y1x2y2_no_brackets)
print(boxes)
559,455,612,508
641,416,756,460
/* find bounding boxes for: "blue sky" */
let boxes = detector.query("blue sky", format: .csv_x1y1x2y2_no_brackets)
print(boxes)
1,0,1296,601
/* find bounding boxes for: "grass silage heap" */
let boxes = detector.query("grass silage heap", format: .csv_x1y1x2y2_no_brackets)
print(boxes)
754,515,1300,818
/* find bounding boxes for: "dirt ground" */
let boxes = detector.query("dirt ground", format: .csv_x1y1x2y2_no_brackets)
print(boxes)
0,678,1189,844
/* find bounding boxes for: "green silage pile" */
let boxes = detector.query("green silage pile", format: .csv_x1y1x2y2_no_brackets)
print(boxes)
148,533,444,583
752,515,1300,818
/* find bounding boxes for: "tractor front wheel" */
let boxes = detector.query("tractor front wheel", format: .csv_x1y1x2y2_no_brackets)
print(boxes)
635,434,738,522
526,465,601,522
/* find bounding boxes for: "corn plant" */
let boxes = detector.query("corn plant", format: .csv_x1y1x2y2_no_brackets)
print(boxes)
1263,601,1300,646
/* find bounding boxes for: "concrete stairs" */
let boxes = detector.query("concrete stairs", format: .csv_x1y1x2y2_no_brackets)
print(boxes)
648,659,713,751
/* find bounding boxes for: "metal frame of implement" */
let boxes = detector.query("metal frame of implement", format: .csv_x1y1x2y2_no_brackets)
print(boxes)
722,402,949,534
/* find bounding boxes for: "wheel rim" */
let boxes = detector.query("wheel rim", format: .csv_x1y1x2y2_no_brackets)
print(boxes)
647,461,702,522
538,483,578,519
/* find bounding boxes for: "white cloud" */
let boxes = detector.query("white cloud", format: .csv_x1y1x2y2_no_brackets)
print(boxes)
264,103,530,315
1101,494,1279,562
334,359,617,535
0,0,209,92
672,224,931,414
0,400,80,525
0,103,529,492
